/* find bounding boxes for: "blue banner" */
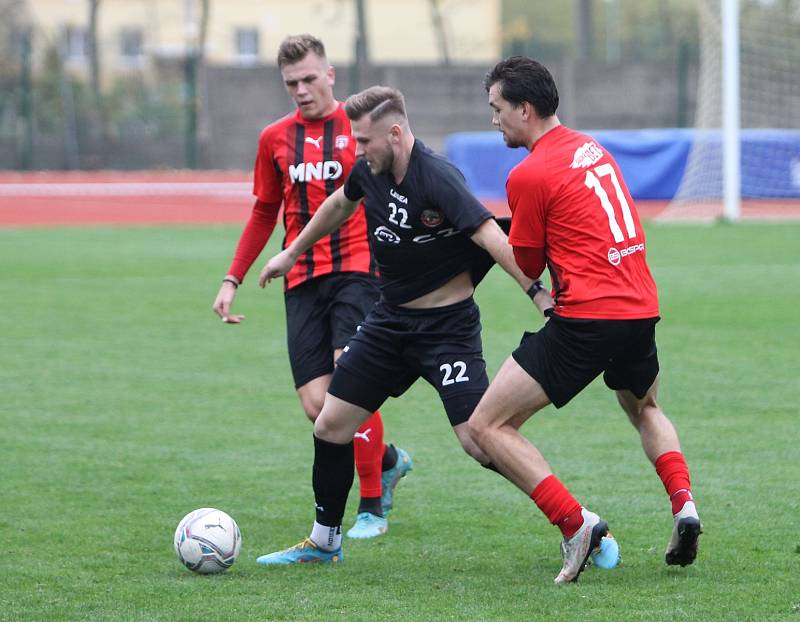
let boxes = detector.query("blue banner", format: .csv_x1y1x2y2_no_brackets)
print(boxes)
446,128,800,200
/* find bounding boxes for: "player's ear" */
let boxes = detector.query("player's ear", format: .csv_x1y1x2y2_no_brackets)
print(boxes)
326,65,335,87
521,101,532,120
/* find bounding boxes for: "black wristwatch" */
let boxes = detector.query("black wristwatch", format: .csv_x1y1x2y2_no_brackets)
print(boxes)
526,280,545,299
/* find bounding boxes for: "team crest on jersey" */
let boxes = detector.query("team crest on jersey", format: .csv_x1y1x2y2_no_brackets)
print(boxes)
420,209,444,227
570,141,604,169
335,135,349,150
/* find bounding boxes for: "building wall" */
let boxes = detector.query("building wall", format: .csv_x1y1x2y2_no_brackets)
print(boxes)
21,0,501,85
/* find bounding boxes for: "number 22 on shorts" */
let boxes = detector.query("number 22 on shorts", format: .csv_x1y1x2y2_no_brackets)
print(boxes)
440,361,469,386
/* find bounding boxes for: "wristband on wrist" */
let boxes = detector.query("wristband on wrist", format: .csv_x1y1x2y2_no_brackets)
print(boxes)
222,277,239,289
526,280,545,299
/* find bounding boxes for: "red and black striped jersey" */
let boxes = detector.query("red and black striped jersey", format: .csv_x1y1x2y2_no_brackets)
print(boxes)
252,103,375,290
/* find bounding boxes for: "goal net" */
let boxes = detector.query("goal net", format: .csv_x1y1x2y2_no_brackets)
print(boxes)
660,0,800,221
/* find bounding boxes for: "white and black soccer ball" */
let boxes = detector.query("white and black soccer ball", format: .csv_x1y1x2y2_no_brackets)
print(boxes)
174,508,242,574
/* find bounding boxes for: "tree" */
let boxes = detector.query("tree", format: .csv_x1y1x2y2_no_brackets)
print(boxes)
86,0,110,145
429,0,451,65
185,0,210,168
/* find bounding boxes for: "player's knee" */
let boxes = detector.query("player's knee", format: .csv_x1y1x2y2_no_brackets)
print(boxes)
621,394,661,428
459,428,491,463
312,411,336,441
466,415,489,448
463,442,490,464
302,407,320,423
299,396,323,422
638,401,664,425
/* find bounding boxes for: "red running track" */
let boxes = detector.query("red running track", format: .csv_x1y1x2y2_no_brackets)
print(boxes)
1,171,797,227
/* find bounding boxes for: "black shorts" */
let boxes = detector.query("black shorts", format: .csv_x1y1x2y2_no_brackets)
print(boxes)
328,297,489,426
512,315,661,408
285,272,380,388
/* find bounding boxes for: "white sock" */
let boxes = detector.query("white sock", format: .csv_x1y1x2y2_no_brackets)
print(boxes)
310,521,342,551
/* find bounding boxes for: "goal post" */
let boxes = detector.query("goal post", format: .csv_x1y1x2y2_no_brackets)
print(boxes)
663,0,800,221
721,0,740,221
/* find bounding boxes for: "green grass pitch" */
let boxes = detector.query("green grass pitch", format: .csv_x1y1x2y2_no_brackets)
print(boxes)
1,222,798,621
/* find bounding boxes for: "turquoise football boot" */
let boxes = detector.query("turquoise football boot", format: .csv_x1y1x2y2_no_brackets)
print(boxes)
256,538,343,566
346,512,388,539
381,446,413,515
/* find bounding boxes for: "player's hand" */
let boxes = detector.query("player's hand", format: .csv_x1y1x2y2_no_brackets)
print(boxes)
258,249,296,287
532,289,556,321
212,281,245,324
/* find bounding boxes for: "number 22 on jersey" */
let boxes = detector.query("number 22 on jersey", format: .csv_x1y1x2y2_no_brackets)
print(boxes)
584,163,637,243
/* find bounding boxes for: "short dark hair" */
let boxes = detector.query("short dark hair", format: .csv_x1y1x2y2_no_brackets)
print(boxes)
344,86,407,123
484,56,559,118
276,34,326,67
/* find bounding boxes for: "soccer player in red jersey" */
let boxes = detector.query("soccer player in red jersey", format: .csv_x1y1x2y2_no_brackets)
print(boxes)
211,35,411,540
468,56,702,584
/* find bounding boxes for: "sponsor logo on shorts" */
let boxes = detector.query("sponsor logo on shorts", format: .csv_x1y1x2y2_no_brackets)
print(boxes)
608,243,645,265
420,208,444,227
374,225,401,244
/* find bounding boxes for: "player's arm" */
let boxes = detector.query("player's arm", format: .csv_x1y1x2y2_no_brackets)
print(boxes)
212,198,281,323
470,219,554,316
258,186,360,286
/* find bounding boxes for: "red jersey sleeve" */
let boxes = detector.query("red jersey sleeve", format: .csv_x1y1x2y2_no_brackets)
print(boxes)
506,163,548,249
253,127,283,204
227,199,280,283
512,245,546,280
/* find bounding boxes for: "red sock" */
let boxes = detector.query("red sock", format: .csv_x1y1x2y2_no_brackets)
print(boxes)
530,474,584,538
353,411,384,499
655,451,693,514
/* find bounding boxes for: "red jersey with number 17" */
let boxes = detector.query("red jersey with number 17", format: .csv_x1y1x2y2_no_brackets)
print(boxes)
507,125,659,319
253,102,375,290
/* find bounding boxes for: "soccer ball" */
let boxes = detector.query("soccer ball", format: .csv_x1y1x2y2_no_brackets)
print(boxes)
590,533,621,569
173,508,242,574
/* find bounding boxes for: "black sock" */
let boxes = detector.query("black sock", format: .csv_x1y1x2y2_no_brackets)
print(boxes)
312,434,354,528
381,444,398,471
357,496,383,517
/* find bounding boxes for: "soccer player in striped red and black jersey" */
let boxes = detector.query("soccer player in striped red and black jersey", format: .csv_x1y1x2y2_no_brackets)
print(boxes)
469,56,701,584
212,35,411,540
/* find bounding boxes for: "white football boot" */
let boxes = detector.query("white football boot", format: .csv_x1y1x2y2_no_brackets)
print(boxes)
554,508,609,585
665,500,702,566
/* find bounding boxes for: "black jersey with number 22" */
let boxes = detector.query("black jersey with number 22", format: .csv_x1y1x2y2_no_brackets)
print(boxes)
343,140,493,305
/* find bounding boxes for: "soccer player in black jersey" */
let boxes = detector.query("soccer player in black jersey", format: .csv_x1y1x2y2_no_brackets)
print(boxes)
254,85,554,565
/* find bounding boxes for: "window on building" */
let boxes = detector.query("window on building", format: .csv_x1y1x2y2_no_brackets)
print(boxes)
235,28,259,64
120,28,144,65
62,25,88,61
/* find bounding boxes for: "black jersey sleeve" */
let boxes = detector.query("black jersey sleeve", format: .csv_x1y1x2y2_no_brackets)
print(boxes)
343,159,368,202
425,158,493,235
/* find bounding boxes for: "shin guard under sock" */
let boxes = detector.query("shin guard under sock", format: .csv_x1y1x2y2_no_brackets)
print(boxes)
312,434,355,529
